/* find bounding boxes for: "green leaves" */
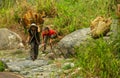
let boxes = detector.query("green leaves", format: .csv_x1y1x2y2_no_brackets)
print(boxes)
74,38,120,78
0,61,6,72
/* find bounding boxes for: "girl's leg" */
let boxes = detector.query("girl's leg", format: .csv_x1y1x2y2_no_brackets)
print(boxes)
30,42,35,61
34,44,39,59
49,39,53,49
43,36,48,52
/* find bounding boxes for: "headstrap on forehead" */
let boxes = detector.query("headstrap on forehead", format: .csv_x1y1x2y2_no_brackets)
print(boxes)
30,23,38,28
31,23,37,26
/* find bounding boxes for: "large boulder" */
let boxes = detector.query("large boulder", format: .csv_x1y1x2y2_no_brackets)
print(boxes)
0,28,24,50
50,28,91,58
58,28,91,48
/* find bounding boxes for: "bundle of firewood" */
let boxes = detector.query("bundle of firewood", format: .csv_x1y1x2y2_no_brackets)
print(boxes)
90,16,112,38
20,10,45,29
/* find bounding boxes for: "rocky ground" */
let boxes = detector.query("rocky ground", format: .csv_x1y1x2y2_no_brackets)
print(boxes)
0,49,62,78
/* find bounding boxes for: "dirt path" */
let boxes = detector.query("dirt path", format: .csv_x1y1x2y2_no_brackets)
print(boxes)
0,72,24,78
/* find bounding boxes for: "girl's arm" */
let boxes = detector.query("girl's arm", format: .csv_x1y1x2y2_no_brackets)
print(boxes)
37,26,40,32
41,33,44,44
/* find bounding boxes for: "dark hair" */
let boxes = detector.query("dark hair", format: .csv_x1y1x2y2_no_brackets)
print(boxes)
44,27,49,31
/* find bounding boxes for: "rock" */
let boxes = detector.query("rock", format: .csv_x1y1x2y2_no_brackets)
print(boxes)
53,28,91,58
31,67,44,72
0,28,24,50
58,28,91,48
62,62,75,70
20,71,29,75
6,60,48,71
45,52,56,60
9,66,21,72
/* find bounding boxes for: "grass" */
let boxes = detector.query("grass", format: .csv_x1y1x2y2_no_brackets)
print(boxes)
53,0,115,34
0,0,116,34
0,61,6,71
73,38,120,78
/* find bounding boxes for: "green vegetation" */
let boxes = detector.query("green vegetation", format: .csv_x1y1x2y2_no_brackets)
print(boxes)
0,0,116,34
53,0,115,34
0,61,6,71
74,38,120,78
112,22,120,56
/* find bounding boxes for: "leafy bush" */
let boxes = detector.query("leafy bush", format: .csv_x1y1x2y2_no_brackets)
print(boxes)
0,61,6,71
74,38,120,78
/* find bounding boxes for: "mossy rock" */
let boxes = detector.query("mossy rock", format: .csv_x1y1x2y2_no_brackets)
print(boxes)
0,61,7,72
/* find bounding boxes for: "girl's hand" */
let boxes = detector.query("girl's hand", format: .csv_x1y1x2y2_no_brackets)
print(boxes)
26,40,29,44
42,43,45,46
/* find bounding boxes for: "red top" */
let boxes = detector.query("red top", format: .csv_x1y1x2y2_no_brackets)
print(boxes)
42,30,56,37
